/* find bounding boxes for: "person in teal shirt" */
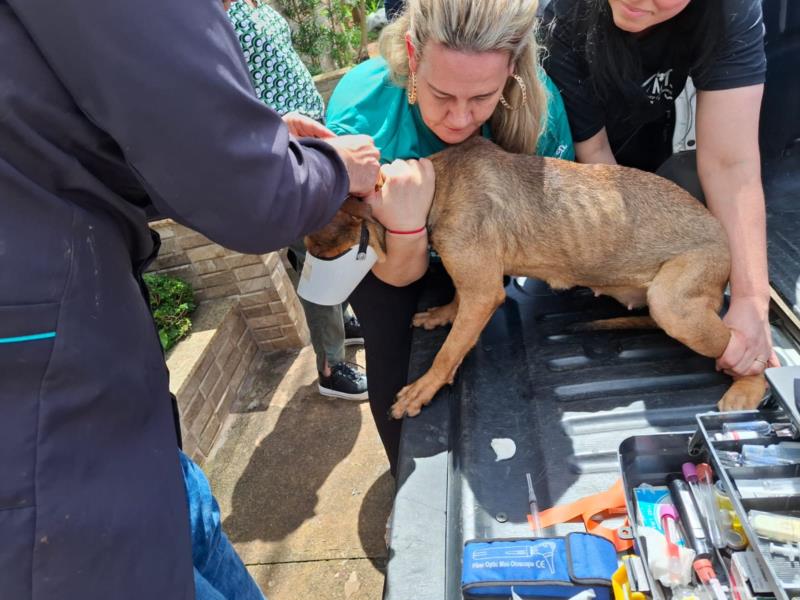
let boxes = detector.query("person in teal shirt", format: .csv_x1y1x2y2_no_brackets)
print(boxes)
326,0,574,478
328,58,573,164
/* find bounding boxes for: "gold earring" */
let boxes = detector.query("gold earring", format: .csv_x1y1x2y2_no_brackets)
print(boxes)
499,74,527,111
407,71,417,105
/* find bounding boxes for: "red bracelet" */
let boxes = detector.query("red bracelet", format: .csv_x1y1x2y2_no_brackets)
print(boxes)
386,225,427,235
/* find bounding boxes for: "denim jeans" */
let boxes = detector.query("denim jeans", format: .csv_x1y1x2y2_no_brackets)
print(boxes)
179,452,266,600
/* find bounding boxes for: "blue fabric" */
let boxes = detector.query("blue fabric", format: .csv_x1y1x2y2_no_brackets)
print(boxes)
568,533,618,584
461,534,615,599
180,452,266,600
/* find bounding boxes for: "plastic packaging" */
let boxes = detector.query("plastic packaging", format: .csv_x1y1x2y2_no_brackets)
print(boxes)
722,421,772,436
749,510,800,543
736,477,800,499
741,442,800,466
713,431,759,442
696,464,725,549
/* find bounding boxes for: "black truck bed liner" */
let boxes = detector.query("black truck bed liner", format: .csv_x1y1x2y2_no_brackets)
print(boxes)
765,155,800,319
386,278,748,600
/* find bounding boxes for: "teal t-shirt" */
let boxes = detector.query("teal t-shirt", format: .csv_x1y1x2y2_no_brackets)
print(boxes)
326,57,574,162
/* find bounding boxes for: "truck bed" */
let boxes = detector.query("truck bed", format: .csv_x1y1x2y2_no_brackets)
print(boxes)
386,275,779,600
765,155,800,319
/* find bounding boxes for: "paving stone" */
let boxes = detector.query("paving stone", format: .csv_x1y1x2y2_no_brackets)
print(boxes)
247,559,386,600
199,415,221,455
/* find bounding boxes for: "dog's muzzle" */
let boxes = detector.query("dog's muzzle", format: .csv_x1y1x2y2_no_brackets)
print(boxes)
297,223,377,306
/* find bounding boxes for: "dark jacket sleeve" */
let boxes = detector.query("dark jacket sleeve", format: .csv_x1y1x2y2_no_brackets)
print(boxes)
9,0,349,254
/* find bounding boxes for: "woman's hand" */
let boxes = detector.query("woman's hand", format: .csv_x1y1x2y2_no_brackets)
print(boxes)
281,111,336,139
717,294,779,377
367,158,435,231
367,158,435,287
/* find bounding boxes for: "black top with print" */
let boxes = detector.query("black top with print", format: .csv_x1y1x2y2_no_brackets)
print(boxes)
541,0,766,166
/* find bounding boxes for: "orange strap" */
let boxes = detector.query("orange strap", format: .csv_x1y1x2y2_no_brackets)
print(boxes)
529,479,633,552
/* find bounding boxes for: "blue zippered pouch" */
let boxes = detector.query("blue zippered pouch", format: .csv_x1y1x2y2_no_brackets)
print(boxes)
461,533,617,599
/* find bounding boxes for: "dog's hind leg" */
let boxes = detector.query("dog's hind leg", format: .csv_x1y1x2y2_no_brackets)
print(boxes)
412,291,459,330
392,259,505,418
646,251,767,411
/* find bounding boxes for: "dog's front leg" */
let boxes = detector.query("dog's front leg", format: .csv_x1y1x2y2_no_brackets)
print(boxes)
392,287,505,418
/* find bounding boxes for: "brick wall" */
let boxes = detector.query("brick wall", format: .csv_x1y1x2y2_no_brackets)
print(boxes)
148,219,309,352
170,304,257,463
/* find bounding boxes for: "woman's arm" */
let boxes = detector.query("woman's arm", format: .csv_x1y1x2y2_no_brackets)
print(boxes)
574,128,617,165
373,232,430,287
695,84,777,376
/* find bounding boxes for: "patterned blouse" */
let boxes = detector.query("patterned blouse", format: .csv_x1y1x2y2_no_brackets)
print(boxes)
227,1,324,120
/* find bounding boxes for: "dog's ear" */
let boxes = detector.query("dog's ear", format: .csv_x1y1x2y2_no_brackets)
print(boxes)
366,221,387,263
340,196,376,223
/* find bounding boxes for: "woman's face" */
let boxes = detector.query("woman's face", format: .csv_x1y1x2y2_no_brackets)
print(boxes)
411,42,512,145
607,0,692,33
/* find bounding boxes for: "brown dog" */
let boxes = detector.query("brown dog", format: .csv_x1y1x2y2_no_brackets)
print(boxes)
307,137,768,418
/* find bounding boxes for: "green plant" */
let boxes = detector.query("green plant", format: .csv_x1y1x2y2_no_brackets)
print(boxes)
365,0,383,14
143,273,197,351
278,0,368,72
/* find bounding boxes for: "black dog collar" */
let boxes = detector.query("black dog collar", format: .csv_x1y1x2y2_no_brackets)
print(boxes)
357,222,369,261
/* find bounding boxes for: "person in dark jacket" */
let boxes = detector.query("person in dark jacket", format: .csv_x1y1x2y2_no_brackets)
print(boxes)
0,0,380,598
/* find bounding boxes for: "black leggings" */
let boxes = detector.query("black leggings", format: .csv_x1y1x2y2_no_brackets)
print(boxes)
348,271,426,477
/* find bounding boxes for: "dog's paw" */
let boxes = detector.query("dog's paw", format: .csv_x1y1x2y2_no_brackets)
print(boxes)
412,303,457,330
391,376,444,418
718,375,768,411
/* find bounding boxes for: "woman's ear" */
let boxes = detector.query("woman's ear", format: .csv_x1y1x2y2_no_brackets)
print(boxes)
405,33,418,73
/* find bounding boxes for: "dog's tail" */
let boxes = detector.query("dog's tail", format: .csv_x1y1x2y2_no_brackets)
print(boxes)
568,316,659,332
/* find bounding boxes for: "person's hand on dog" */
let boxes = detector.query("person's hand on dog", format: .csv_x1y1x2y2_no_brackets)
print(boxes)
282,112,336,139
366,158,435,232
324,134,381,197
716,295,779,377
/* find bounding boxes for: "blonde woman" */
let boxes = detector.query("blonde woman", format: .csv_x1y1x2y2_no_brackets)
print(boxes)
326,0,574,476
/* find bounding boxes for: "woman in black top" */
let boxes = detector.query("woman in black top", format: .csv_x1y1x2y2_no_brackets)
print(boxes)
542,0,778,380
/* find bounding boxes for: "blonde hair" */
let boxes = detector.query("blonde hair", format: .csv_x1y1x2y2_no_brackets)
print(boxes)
379,0,548,155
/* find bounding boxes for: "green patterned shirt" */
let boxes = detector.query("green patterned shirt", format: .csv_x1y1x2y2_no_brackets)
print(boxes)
227,1,324,120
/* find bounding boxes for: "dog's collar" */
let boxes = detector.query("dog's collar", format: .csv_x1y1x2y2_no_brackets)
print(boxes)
356,222,369,260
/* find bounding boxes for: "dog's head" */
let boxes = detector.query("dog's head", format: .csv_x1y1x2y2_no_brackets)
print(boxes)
305,196,387,262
